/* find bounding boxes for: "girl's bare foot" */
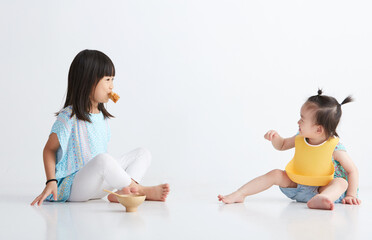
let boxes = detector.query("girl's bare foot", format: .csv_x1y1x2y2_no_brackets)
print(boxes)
107,187,139,203
218,191,245,204
307,194,334,210
138,184,170,201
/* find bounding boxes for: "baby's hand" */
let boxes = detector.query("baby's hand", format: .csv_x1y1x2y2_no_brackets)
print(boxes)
342,195,362,205
264,130,278,141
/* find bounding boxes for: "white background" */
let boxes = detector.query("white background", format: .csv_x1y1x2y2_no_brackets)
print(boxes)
1,0,371,194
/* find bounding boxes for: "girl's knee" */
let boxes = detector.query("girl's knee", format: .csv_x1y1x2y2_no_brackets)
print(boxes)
136,147,152,166
93,153,116,167
95,153,112,161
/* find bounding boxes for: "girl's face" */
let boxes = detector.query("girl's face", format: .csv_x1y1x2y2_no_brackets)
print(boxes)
297,103,323,139
91,76,114,105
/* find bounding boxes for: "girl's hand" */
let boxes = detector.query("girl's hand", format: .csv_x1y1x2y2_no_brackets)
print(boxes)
31,182,58,206
264,130,279,141
342,195,361,205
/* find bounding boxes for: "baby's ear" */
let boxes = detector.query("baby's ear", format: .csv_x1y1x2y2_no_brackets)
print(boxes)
316,125,324,134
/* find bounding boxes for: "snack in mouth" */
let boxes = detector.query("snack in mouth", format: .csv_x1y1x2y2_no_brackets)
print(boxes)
109,92,120,103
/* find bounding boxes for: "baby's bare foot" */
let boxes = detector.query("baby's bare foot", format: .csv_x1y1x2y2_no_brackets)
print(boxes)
218,191,245,204
307,194,334,210
139,184,170,201
107,187,138,203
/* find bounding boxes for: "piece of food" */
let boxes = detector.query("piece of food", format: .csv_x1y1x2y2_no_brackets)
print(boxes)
109,92,120,103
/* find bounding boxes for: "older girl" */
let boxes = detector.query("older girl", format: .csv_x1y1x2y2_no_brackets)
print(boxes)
31,50,169,205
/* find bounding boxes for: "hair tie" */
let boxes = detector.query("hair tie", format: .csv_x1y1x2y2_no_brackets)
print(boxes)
46,179,58,185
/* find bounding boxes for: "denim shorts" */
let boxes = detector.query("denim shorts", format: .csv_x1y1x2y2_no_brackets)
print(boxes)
279,184,346,203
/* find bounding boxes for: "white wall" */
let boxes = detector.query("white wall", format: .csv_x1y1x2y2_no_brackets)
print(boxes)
1,0,371,193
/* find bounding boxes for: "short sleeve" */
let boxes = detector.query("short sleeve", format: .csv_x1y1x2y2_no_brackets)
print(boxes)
50,112,71,153
334,142,346,152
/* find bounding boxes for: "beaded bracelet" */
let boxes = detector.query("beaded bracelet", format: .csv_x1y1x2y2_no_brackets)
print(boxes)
46,179,58,185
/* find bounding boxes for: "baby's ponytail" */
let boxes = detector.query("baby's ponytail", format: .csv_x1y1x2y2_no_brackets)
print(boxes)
341,96,354,106
306,90,354,138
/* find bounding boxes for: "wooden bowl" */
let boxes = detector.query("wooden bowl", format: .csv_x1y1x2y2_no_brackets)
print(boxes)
116,194,146,212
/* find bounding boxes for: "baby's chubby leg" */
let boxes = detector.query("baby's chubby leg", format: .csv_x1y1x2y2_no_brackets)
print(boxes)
218,169,296,204
307,178,348,210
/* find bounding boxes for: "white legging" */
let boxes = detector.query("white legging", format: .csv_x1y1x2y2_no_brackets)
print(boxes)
68,147,151,201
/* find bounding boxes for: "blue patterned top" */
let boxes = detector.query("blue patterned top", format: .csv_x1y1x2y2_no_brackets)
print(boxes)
46,106,111,201
333,142,347,178
333,142,359,196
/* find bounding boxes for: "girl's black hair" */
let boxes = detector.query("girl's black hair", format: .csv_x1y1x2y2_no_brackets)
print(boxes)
306,89,353,138
58,49,115,122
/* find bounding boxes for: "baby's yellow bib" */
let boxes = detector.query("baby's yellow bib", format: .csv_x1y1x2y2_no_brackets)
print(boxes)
285,136,339,186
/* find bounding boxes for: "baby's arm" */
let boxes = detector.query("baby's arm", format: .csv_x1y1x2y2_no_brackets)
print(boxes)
31,133,60,206
333,150,361,205
264,130,295,151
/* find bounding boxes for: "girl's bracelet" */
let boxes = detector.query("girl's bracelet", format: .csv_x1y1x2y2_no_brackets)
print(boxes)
46,179,58,185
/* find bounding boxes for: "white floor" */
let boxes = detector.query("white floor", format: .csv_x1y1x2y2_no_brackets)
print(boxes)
1,184,371,240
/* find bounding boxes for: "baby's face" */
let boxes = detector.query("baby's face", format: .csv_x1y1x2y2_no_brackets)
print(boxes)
297,103,320,138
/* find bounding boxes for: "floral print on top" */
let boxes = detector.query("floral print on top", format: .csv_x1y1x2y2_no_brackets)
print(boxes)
333,142,348,180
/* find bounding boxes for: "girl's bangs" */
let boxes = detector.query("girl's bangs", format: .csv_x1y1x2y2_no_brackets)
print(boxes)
103,62,115,77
